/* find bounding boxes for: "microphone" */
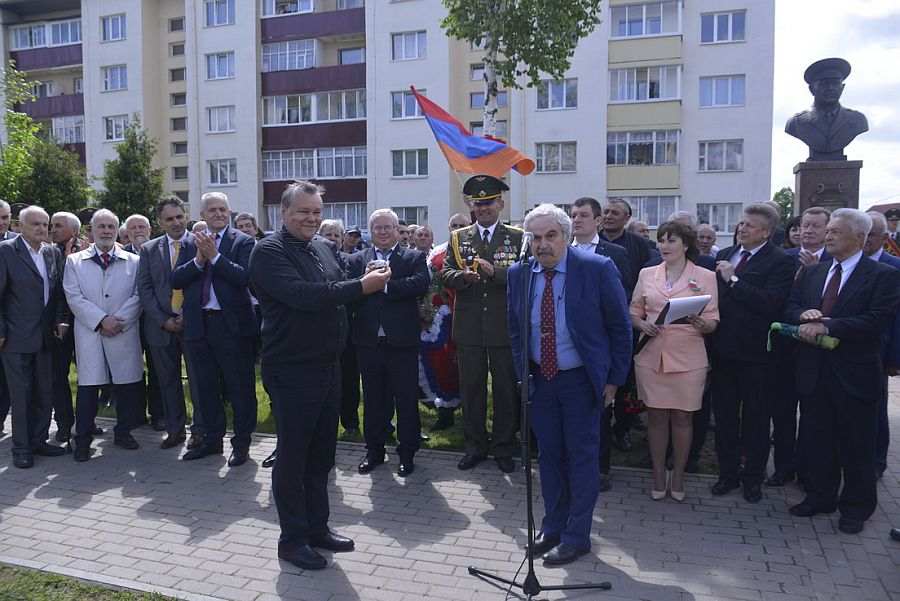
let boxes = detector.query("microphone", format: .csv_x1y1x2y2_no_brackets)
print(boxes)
767,322,840,351
519,232,533,263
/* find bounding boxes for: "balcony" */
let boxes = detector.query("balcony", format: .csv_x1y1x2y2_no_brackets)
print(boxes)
10,44,82,71
263,178,366,205
262,62,365,96
261,8,364,43
262,120,366,150
16,94,83,120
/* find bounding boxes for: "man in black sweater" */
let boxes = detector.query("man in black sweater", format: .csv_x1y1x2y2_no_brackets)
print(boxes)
249,181,390,571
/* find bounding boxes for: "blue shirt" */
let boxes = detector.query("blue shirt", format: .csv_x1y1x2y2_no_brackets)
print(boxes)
529,249,582,371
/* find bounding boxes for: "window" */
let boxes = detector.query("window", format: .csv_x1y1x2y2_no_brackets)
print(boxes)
104,115,128,141
337,0,364,8
470,91,508,109
322,202,367,230
701,10,746,43
699,140,743,172
262,89,366,125
172,142,188,156
339,47,365,65
263,0,313,16
209,158,238,185
392,206,428,225
205,0,235,27
535,142,577,173
262,147,367,181
625,196,678,227
171,92,186,106
51,115,84,144
207,52,235,79
207,106,236,133
392,31,427,61
606,130,679,166
470,63,485,81
391,89,424,119
610,2,680,38
73,77,83,94
391,149,428,177
171,43,185,56
537,78,578,110
10,24,46,50
609,65,680,102
697,203,742,233
102,65,127,91
31,81,54,99
171,117,187,131
101,14,125,42
317,147,367,178
262,40,315,72
169,17,185,32
470,121,508,139
172,166,188,180
170,68,186,82
700,75,745,107
51,19,81,45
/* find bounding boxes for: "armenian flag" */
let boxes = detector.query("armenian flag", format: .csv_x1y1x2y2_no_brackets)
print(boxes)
411,86,534,177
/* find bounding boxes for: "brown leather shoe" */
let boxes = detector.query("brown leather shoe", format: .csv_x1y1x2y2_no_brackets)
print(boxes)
160,432,186,449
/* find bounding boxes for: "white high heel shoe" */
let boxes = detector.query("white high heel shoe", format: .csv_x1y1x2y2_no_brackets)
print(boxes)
651,472,669,500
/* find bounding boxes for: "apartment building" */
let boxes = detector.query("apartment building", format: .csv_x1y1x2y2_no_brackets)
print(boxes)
0,0,773,242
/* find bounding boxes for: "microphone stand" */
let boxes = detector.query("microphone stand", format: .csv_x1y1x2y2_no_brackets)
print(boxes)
468,237,612,599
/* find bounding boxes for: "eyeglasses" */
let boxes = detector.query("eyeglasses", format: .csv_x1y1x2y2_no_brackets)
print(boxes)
372,225,396,233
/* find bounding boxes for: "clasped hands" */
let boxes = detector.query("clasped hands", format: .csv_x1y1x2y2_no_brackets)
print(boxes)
361,262,392,295
797,309,828,343
163,315,184,333
192,231,220,266
100,315,126,337
461,258,494,283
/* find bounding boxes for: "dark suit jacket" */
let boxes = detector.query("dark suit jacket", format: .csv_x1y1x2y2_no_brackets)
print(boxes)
785,256,900,400
786,247,832,263
695,255,716,272
346,246,430,348
600,230,655,291
138,233,193,347
0,237,66,353
590,240,633,298
171,225,255,341
875,252,900,368
712,242,797,363
507,248,632,404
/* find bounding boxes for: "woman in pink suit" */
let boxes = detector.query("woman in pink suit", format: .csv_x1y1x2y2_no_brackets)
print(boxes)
630,221,719,501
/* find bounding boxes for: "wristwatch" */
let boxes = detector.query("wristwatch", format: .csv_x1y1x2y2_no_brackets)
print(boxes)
729,275,739,286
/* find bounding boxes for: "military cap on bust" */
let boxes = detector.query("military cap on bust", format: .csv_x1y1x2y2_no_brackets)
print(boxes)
463,175,509,205
10,203,29,220
76,207,96,226
885,208,900,221
804,58,851,84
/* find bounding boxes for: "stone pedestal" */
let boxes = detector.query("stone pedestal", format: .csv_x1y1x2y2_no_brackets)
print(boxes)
794,160,862,213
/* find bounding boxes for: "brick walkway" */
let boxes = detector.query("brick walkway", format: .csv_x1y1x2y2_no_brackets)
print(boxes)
0,389,898,601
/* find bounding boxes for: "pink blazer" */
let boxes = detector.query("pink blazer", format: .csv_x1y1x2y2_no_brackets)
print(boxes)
630,261,719,373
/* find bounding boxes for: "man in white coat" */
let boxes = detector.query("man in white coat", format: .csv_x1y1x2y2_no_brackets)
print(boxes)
63,209,144,461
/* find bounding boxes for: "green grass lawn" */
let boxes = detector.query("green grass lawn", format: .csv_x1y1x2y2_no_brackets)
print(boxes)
0,565,176,601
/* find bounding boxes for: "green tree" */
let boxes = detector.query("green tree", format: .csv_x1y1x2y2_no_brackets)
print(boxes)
772,186,795,223
442,0,603,137
98,118,163,222
19,137,91,215
0,60,41,203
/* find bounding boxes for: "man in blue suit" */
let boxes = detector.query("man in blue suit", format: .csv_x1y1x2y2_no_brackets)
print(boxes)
172,192,258,467
508,204,631,566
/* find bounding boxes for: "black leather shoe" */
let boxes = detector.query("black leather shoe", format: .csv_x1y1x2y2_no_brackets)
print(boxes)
542,543,589,566
54,429,71,443
113,435,139,450
495,456,515,473
838,517,864,535
278,544,327,570
13,454,33,469
612,432,632,452
528,532,560,558
743,483,762,504
890,528,900,542
457,453,485,470
309,530,355,553
33,442,66,457
182,442,223,461
160,432,186,449
228,448,249,467
358,452,386,474
789,501,836,517
91,425,104,436
187,433,204,450
151,419,167,432
398,459,415,477
711,478,740,496
764,471,795,487
73,445,90,462
262,450,277,468
598,473,612,492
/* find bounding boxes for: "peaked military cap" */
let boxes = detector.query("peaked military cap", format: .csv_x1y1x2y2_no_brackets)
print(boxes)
885,208,900,220
804,58,851,84
463,175,509,204
10,203,29,220
76,207,97,226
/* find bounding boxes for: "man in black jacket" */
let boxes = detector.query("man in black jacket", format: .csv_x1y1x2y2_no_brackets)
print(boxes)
711,203,796,503
249,181,391,571
347,209,430,477
785,209,900,534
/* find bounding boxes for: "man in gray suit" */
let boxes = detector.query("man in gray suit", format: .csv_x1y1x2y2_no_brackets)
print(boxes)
0,206,68,468
137,196,203,449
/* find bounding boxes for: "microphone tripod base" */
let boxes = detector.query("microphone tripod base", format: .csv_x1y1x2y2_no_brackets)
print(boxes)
467,565,612,600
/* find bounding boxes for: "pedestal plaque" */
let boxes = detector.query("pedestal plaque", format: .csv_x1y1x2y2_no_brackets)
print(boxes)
793,160,862,213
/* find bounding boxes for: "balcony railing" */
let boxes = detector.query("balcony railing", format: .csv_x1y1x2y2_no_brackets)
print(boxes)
261,120,366,150
261,8,364,43
263,178,366,205
261,62,365,96
16,94,84,120
10,44,82,71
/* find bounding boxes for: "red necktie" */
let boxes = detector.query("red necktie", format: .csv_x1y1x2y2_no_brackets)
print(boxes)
540,270,558,380
821,263,842,316
734,250,751,274
101,252,110,269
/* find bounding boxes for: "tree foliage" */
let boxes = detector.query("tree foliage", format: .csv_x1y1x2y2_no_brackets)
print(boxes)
19,138,91,216
772,186,795,223
0,60,40,203
98,119,163,223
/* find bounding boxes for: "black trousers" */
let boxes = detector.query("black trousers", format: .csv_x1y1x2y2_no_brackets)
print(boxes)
457,344,519,458
598,366,635,475
770,356,800,476
2,350,53,455
263,360,339,548
875,375,890,476
340,341,361,431
801,368,878,521
358,342,420,460
0,359,10,425
50,333,75,437
75,381,143,444
712,358,772,485
689,377,713,461
184,312,257,450
140,335,163,423
148,335,197,436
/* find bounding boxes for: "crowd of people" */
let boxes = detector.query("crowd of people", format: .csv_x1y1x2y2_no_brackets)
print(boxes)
1,175,899,571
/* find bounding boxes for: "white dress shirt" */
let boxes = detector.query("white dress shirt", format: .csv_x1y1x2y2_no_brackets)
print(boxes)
572,233,599,252
26,241,49,305
196,228,225,311
822,251,863,296
476,221,499,245
730,241,767,267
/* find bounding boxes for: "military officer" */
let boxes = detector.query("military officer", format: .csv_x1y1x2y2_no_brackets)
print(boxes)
884,208,900,256
441,175,523,473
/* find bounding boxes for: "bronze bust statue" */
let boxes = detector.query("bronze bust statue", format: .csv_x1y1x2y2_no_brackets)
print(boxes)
785,58,868,161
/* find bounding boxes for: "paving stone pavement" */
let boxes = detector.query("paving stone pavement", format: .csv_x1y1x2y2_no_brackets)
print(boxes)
0,386,899,601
